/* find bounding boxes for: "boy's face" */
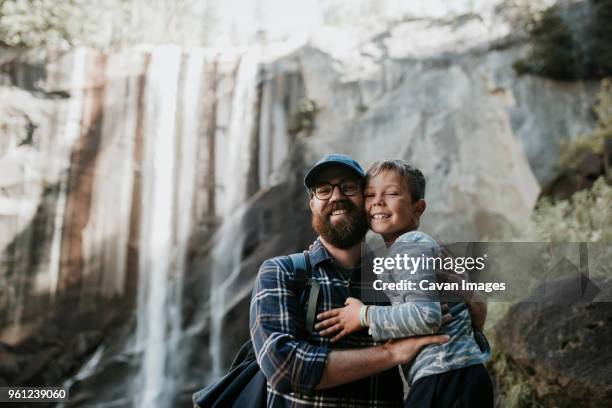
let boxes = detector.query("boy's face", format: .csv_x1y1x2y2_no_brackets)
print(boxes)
364,169,426,243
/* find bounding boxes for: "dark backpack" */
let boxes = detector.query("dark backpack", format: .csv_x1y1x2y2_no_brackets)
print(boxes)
193,252,319,408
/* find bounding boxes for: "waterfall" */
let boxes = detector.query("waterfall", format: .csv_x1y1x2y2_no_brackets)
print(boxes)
135,45,181,406
0,42,293,404
208,47,261,381
166,47,207,387
221,47,261,210
47,48,87,299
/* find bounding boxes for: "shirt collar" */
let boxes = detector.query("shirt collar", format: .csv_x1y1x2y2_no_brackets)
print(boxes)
308,238,333,268
308,238,364,273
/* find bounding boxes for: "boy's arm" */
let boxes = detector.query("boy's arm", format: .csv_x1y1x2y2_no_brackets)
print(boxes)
366,239,442,341
367,301,442,340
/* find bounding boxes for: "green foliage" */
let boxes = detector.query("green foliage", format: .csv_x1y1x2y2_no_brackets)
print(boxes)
589,0,612,76
488,350,544,408
525,177,612,242
514,5,579,80
514,0,612,80
289,98,317,136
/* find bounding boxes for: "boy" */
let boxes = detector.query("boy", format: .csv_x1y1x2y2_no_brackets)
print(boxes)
315,160,493,408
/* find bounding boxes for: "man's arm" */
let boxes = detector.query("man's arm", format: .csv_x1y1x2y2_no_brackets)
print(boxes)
250,258,330,394
315,334,449,389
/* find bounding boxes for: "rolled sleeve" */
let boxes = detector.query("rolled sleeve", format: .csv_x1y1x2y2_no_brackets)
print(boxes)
249,258,330,395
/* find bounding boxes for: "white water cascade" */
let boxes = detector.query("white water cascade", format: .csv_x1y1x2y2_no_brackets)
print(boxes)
46,48,87,299
135,45,181,406
208,47,261,381
133,45,209,405
166,47,207,386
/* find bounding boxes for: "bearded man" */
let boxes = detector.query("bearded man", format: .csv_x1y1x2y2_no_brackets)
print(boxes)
249,154,450,407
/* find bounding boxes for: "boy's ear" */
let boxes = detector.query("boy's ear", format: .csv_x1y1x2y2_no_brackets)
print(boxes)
414,199,426,217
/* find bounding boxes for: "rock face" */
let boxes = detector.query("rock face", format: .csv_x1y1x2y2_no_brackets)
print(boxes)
494,278,612,407
0,2,603,405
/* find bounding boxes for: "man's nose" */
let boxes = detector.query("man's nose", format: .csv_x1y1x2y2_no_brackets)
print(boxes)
329,185,347,201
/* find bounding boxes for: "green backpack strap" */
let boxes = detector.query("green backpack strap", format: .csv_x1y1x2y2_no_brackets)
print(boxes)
288,251,320,334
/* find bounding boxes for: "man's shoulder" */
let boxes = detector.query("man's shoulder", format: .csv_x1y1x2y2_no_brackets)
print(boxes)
259,255,293,272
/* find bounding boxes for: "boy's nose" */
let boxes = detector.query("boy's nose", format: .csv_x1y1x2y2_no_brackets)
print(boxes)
372,195,386,206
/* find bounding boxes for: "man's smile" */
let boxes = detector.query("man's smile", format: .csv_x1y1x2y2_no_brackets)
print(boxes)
331,209,349,216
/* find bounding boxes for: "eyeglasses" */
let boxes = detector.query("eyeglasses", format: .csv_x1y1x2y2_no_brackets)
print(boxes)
311,180,362,200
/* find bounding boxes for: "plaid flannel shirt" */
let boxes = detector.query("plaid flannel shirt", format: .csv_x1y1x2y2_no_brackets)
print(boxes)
249,238,403,407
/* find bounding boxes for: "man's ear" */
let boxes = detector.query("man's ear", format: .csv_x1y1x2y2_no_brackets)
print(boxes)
309,196,315,212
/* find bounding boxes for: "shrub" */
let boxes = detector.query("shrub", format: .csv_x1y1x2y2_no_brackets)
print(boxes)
513,4,580,80
514,0,612,80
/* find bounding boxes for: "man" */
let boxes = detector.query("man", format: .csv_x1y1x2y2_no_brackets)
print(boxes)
249,154,452,407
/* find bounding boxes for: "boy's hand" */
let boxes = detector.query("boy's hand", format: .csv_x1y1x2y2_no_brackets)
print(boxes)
315,297,364,342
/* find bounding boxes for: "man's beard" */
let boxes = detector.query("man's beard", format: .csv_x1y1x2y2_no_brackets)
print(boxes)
312,200,368,249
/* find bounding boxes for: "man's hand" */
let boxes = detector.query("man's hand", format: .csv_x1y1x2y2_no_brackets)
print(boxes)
315,297,364,342
441,303,454,326
383,334,451,366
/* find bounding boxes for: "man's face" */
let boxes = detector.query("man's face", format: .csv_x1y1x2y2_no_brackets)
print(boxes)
309,166,368,249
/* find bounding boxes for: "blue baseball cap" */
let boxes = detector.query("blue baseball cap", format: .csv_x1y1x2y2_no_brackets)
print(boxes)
304,154,365,189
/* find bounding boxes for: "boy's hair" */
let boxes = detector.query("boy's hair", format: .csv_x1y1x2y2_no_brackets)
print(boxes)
366,160,426,201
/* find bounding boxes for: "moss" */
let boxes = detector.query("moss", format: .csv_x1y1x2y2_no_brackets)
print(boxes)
289,98,317,136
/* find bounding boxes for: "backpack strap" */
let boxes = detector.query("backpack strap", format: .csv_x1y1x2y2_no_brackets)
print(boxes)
288,251,320,334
